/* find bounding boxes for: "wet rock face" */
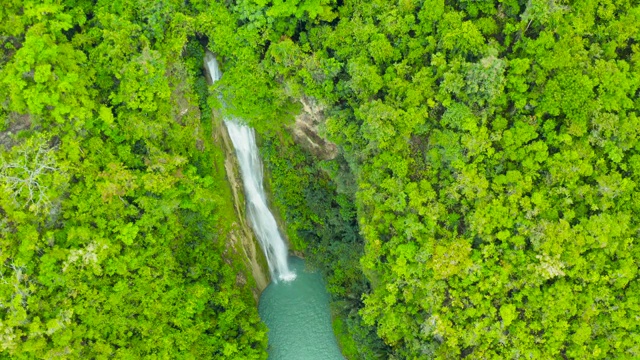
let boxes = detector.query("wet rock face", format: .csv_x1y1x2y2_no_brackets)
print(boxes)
218,121,270,300
291,97,338,160
204,51,270,300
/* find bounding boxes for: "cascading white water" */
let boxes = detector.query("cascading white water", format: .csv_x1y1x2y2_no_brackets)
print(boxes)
225,122,297,282
205,53,296,282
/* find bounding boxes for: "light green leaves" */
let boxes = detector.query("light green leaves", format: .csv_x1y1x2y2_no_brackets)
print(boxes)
33,64,52,83
500,304,517,327
117,223,139,246
99,106,114,126
431,239,473,280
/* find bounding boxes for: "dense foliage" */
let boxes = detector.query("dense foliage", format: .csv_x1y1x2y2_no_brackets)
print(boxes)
0,1,268,358
4,0,640,359
220,0,640,358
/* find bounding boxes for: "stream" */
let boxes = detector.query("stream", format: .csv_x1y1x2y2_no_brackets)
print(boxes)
205,52,344,359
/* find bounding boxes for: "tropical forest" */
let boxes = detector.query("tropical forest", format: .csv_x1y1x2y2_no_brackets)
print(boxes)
1,0,639,359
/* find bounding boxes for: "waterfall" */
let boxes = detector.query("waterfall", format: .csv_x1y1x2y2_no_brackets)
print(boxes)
205,53,296,282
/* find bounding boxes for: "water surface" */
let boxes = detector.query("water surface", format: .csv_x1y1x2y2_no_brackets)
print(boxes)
259,257,344,360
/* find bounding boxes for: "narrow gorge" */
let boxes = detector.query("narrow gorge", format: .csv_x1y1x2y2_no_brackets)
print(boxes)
205,53,344,359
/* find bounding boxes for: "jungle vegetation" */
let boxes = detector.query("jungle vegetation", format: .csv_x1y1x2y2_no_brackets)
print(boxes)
2,0,640,359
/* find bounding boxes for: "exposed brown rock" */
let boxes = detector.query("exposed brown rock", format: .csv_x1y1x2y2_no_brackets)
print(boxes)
291,97,338,160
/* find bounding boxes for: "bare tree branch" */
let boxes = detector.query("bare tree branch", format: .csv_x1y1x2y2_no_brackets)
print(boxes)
0,138,59,213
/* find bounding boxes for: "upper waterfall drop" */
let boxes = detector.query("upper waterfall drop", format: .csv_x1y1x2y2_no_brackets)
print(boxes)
205,53,296,282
